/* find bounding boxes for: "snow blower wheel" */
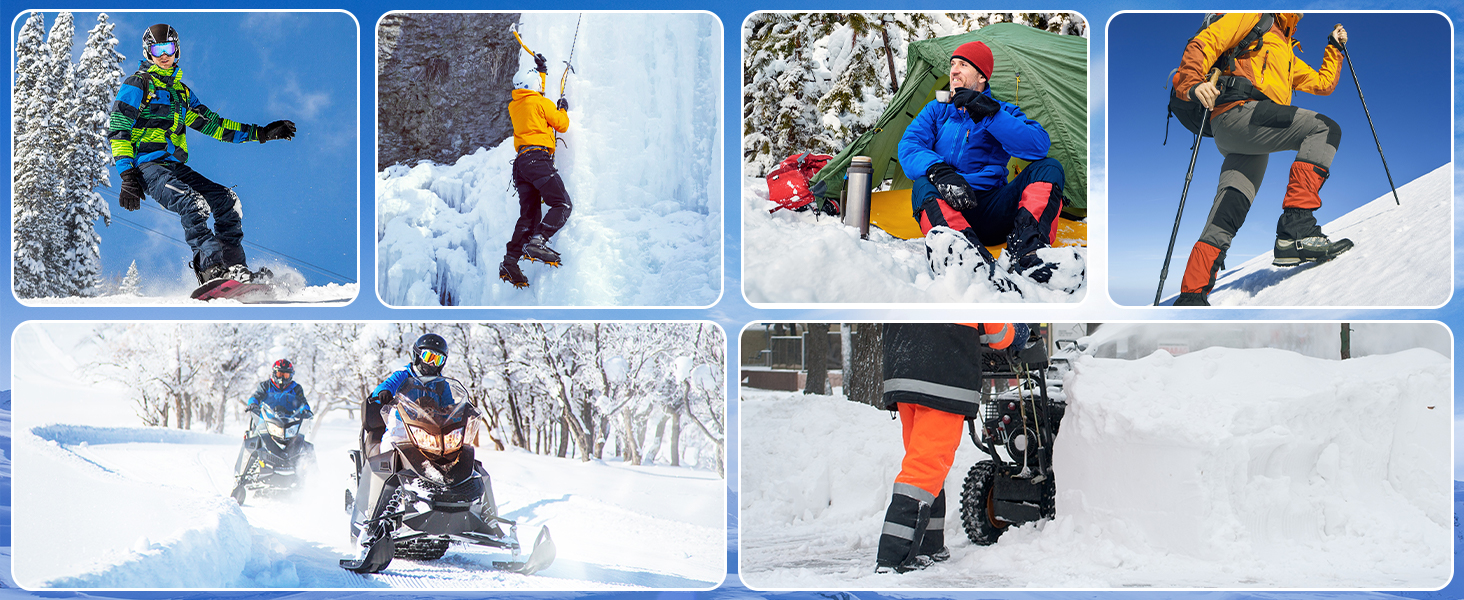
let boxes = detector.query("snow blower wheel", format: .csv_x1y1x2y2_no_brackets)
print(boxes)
959,460,1009,545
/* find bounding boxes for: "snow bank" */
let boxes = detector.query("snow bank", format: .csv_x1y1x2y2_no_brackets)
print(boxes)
377,13,721,307
1195,163,1452,307
741,176,1085,304
739,346,1451,588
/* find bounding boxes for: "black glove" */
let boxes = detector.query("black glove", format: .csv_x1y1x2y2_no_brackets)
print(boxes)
259,120,295,142
951,87,1001,121
363,390,391,434
534,53,548,74
926,162,978,211
118,166,145,211
556,97,568,112
246,403,261,415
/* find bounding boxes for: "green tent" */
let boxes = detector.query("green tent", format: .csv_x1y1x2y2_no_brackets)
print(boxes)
811,22,1088,218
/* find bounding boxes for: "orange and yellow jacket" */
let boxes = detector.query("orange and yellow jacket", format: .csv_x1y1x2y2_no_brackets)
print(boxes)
508,88,569,153
1174,13,1342,117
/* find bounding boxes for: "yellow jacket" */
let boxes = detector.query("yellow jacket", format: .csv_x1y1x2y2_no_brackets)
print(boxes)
509,88,569,153
1175,13,1342,116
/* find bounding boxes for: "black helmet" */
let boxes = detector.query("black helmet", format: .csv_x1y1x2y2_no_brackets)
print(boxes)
413,333,449,377
142,24,179,60
271,358,294,388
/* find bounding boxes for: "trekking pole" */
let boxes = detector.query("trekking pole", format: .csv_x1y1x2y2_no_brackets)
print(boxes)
1336,29,1400,206
1155,70,1219,306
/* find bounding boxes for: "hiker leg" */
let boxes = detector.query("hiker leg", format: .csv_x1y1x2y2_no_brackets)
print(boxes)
524,154,573,240
1216,102,1342,240
1179,149,1265,297
175,165,247,267
990,157,1065,254
506,152,543,260
913,176,980,246
143,162,224,271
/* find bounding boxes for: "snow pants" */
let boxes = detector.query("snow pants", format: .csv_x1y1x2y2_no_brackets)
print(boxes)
1180,101,1342,295
506,148,573,260
139,161,247,272
876,403,964,567
913,156,1065,251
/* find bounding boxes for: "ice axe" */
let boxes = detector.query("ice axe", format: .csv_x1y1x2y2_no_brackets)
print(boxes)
1335,25,1400,206
493,526,556,575
1155,69,1219,306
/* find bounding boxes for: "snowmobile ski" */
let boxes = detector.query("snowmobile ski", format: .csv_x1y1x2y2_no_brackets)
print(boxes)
339,534,395,574
230,479,248,505
492,526,557,575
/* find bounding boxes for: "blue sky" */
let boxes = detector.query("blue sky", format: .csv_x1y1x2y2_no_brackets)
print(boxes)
1106,11,1452,306
10,11,358,290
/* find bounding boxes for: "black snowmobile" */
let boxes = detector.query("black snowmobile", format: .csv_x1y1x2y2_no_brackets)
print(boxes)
340,376,556,575
231,403,316,505
959,329,1065,545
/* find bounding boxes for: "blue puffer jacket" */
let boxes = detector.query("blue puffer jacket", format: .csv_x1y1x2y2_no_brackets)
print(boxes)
248,380,311,417
897,88,1051,193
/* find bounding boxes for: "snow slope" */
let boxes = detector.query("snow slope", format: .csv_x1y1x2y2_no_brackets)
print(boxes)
741,176,1085,304
376,13,722,307
1169,163,1452,307
739,347,1451,588
10,324,724,589
19,263,357,306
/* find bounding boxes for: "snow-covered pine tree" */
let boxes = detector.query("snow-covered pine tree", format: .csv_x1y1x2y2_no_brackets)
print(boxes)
119,259,141,295
13,12,61,298
59,14,123,297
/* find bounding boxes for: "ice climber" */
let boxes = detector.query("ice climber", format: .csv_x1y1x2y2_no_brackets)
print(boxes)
499,52,573,288
361,333,454,454
875,322,1026,574
898,41,1069,286
234,359,312,478
108,24,297,287
1172,14,1352,306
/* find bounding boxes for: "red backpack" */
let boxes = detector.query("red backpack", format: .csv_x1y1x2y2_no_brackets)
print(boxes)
765,152,832,213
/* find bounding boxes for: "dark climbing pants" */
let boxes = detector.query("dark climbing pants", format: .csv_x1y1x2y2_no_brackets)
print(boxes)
912,156,1066,248
140,161,246,270
507,149,573,260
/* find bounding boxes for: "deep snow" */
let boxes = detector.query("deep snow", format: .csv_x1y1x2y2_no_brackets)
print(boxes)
10,323,725,589
741,176,1086,304
376,13,722,307
1164,163,1452,307
739,344,1451,588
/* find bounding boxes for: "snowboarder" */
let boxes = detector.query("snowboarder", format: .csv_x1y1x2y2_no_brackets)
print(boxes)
498,55,573,289
875,322,1024,574
234,359,312,479
898,41,1070,285
361,333,454,454
108,24,297,287
1172,14,1352,306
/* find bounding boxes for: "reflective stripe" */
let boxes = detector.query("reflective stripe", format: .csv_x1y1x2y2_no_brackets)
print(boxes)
927,517,945,529
881,522,916,541
979,323,1009,345
884,378,980,405
892,482,936,504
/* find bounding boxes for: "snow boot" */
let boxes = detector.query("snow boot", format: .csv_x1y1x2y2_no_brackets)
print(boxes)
193,259,228,286
1272,235,1354,267
1173,292,1210,306
224,264,272,284
924,226,1020,295
522,234,561,267
499,258,529,288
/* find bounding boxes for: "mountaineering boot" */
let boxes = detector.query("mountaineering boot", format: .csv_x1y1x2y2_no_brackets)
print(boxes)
1272,235,1354,267
522,234,561,267
923,226,1020,295
499,258,529,288
1173,292,1210,306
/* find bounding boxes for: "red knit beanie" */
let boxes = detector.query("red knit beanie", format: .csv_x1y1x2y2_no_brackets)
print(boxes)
952,41,994,81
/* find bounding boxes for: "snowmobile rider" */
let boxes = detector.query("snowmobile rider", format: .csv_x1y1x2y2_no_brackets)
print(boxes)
876,322,1027,574
1173,15,1351,306
235,359,312,478
108,24,297,286
361,333,453,454
898,41,1068,283
499,52,573,289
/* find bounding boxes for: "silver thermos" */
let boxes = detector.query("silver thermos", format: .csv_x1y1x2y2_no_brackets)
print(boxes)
843,156,873,239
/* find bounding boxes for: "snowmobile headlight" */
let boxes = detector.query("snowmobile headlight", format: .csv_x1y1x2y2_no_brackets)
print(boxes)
443,428,464,453
409,425,443,454
267,422,287,438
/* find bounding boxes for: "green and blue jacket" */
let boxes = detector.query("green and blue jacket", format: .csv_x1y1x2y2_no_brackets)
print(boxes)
108,62,262,175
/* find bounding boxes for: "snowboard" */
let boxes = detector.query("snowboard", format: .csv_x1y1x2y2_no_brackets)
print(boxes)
190,278,274,302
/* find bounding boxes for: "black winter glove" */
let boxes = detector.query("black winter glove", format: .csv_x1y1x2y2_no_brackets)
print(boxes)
951,87,1001,121
926,162,978,211
556,97,568,112
534,53,548,74
118,166,145,211
259,120,295,142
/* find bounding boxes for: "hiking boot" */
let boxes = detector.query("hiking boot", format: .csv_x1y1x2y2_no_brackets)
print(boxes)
499,258,529,288
522,235,561,267
1173,292,1210,306
1272,235,1354,267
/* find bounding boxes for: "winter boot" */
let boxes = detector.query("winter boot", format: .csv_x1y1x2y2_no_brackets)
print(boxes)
1005,217,1059,284
1173,292,1210,306
225,264,271,284
1272,235,1354,267
499,258,529,288
522,234,561,267
924,226,1020,294
194,260,228,286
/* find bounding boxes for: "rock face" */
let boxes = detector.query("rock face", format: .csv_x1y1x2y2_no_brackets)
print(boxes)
377,13,519,169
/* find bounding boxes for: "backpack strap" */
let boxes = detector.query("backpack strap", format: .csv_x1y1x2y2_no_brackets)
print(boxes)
1203,13,1274,74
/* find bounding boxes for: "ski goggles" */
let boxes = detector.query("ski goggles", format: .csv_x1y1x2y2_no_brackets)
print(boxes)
148,41,178,58
272,369,293,381
418,349,447,368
